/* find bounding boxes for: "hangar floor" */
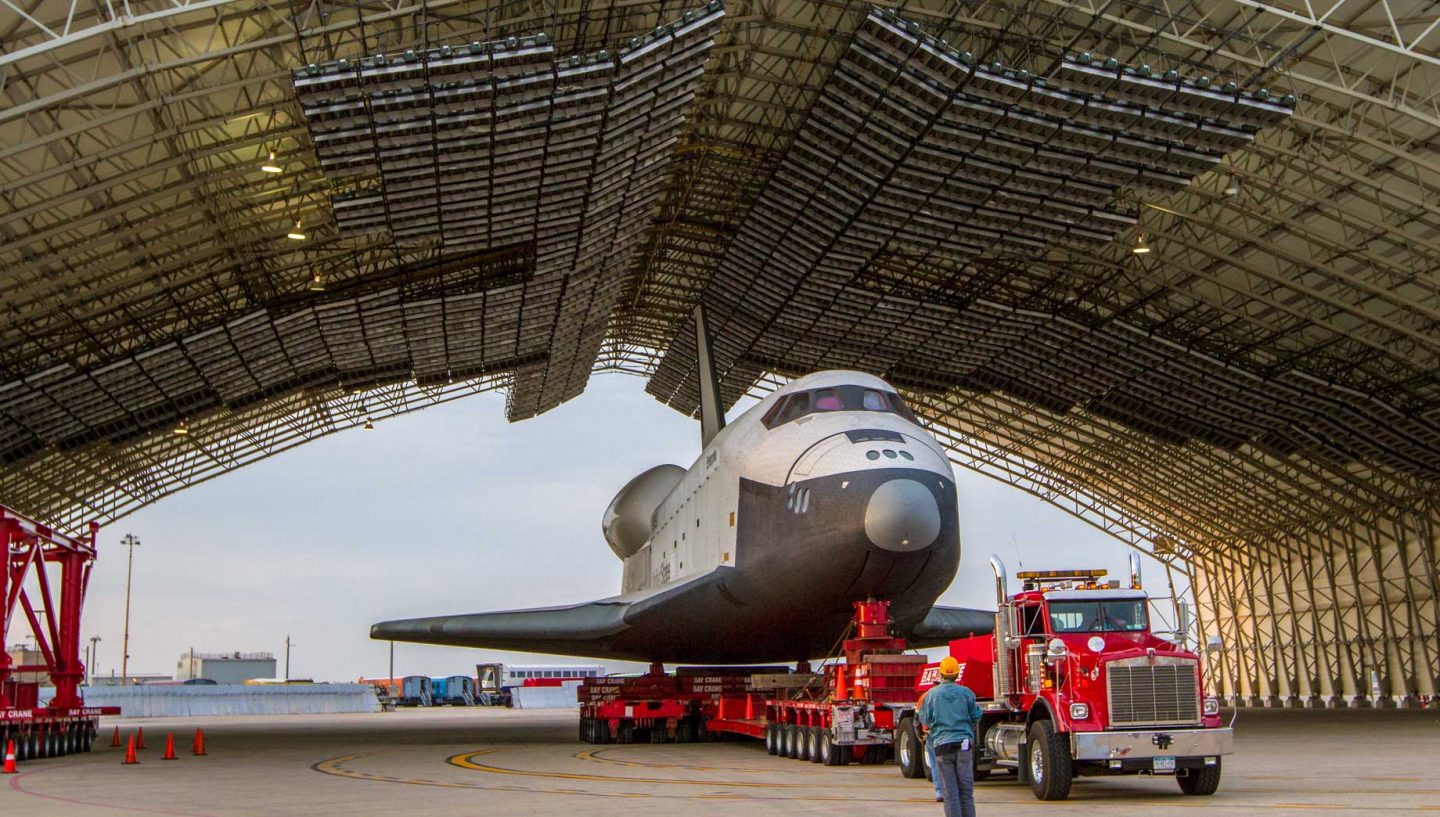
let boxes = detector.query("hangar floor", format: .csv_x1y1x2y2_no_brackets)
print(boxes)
1,708,1433,816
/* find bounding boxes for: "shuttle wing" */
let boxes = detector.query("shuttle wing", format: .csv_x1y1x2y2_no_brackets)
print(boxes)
904,605,996,647
370,572,723,660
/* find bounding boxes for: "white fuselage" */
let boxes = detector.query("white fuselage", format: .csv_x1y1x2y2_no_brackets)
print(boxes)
618,370,957,597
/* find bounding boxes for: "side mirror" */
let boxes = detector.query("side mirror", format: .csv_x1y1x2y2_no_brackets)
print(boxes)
1205,635,1223,653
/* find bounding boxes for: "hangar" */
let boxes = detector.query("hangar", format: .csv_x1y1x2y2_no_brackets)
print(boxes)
1,0,1436,709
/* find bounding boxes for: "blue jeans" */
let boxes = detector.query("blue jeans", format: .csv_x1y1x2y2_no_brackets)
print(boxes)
934,743,976,817
927,739,942,797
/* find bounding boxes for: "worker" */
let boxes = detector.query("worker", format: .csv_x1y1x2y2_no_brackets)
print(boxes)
918,656,984,817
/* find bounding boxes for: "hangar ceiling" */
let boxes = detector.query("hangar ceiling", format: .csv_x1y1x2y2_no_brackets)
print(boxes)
2,0,1437,705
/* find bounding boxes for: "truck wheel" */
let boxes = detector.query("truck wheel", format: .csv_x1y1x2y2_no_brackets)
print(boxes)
896,717,926,779
1178,760,1222,796
765,724,779,755
822,733,849,766
1027,720,1073,801
785,725,802,759
795,726,811,761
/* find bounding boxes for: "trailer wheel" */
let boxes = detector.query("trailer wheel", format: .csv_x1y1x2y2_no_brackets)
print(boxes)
1027,720,1073,801
764,724,779,755
1177,760,1222,795
821,733,849,766
896,717,926,778
782,724,798,759
805,728,823,763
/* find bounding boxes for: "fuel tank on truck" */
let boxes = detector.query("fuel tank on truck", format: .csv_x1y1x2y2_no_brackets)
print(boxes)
601,464,685,559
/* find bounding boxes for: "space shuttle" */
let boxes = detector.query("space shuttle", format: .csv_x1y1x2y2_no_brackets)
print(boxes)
372,307,991,662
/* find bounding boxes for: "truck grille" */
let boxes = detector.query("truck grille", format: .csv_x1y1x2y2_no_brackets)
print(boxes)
1106,658,1201,728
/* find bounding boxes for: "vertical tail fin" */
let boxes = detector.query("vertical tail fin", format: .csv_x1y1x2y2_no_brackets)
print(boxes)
694,304,725,447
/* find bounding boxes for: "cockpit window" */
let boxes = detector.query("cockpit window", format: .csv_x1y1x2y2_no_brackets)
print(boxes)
763,385,920,429
777,391,812,426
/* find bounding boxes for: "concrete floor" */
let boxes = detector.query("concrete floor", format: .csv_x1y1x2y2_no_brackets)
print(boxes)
1,708,1435,816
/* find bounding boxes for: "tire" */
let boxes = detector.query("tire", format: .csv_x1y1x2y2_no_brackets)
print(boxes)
1178,760,1222,795
896,717,926,778
797,726,813,761
784,724,801,759
822,734,849,766
765,724,779,755
1028,720,1073,801
617,722,635,744
807,728,824,763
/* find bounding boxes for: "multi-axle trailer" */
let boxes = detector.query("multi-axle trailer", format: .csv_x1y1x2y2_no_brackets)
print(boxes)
1,504,117,761
576,556,1232,801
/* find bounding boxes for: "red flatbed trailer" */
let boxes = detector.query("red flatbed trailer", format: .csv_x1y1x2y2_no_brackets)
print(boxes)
2,504,118,760
578,601,923,764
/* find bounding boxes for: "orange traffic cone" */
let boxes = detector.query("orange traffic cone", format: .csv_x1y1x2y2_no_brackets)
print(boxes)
110,726,121,747
135,727,147,750
744,694,755,720
835,665,848,700
122,735,138,765
191,728,207,757
162,733,177,760
3,740,17,774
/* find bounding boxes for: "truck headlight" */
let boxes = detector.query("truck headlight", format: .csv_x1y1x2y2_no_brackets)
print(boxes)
1069,703,1089,720
1203,697,1220,716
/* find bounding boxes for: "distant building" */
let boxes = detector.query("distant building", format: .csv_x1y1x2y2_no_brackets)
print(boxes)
175,651,277,685
5,646,46,683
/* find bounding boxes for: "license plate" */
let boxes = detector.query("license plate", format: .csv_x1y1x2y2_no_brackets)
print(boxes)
1153,756,1176,773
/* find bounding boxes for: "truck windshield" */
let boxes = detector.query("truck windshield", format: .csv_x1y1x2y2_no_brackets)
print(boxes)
1047,600,1148,633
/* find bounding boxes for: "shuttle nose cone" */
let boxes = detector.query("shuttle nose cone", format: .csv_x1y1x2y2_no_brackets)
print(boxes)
863,478,941,552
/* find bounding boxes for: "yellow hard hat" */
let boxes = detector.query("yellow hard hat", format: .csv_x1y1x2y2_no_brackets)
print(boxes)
938,657,961,677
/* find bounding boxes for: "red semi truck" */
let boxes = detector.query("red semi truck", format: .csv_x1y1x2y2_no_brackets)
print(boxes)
894,555,1230,800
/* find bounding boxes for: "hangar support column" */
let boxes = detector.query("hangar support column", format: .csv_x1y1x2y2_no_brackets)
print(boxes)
1192,494,1440,708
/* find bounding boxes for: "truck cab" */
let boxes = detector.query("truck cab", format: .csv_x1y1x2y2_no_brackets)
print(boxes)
903,554,1230,801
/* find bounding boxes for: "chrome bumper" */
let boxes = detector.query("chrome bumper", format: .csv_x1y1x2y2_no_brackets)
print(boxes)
1072,728,1233,760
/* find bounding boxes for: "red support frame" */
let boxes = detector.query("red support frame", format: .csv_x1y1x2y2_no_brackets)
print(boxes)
1,504,98,711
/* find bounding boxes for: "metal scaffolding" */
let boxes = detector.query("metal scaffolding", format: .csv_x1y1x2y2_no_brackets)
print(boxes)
2,0,1437,705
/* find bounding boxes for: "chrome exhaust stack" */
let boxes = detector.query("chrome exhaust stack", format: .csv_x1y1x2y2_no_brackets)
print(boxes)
989,554,1008,606
1129,551,1142,589
990,554,1013,700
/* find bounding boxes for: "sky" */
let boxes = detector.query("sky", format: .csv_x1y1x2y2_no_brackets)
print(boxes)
70,372,1171,683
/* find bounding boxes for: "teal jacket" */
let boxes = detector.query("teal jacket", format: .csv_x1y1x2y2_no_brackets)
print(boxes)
917,680,984,750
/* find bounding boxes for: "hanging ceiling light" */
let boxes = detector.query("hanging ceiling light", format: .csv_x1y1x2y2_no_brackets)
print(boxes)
287,219,307,240
261,149,283,174
174,418,190,436
363,417,375,431
1223,177,1241,197
308,271,326,292
1132,232,1151,255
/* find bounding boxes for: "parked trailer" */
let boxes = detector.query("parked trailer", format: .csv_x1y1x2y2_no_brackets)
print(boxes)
430,676,475,706
893,555,1230,800
399,675,432,707
1,505,119,760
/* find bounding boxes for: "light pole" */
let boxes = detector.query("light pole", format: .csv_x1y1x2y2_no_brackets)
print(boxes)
284,635,293,681
120,533,141,685
88,636,101,686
